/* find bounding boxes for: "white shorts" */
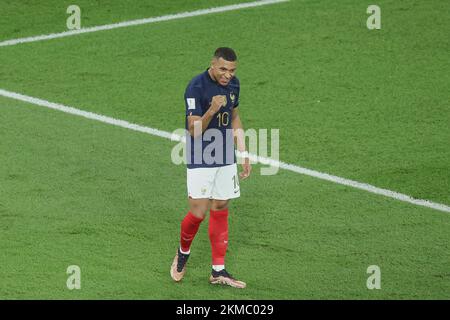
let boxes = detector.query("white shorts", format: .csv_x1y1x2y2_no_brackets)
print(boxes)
187,163,240,200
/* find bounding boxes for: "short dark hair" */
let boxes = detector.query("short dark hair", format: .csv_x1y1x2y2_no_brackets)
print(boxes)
214,47,237,62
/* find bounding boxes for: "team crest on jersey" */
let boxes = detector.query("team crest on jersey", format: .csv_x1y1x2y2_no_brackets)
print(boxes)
230,93,235,104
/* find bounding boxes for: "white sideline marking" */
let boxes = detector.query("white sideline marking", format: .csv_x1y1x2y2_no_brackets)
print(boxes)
1,88,449,214
0,0,289,47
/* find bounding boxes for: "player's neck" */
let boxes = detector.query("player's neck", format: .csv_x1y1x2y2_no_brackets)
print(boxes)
207,68,217,83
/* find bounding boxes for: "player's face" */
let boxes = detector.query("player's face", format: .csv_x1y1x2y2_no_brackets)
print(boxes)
211,58,237,86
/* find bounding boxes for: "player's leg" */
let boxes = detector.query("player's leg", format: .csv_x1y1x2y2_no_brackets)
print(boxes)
209,199,229,271
180,197,209,253
170,168,215,282
208,164,246,288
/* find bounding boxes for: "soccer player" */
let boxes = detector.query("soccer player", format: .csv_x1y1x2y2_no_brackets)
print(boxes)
170,47,251,288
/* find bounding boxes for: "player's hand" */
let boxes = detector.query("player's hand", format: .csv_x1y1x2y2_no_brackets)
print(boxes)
239,158,251,180
209,95,226,115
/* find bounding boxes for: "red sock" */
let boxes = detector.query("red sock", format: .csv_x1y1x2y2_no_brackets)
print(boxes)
209,208,229,265
180,212,204,253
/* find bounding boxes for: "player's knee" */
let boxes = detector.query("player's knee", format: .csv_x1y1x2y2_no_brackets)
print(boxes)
211,200,228,211
190,208,207,219
189,201,208,218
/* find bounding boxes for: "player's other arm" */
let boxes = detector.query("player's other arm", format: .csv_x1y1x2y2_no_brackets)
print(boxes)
187,95,226,138
231,108,245,152
232,108,251,179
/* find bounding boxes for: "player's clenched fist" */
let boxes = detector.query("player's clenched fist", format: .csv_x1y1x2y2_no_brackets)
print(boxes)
209,95,226,114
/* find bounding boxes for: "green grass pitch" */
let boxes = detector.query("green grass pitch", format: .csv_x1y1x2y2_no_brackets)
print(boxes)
0,0,449,299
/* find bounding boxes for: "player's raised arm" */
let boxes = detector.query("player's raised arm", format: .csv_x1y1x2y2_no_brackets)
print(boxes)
187,95,226,138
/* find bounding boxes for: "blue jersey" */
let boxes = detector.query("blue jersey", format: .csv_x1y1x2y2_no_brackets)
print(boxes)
184,70,240,169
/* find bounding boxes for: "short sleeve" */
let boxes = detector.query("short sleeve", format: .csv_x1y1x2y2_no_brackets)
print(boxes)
185,85,203,117
234,90,240,108
233,79,240,108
